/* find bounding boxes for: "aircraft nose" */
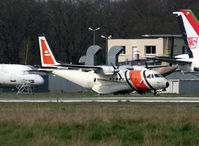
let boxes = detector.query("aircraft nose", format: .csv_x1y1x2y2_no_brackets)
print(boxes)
36,76,44,85
166,82,169,88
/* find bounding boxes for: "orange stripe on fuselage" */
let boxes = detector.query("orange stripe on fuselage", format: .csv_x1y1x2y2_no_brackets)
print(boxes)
41,39,55,65
129,70,149,91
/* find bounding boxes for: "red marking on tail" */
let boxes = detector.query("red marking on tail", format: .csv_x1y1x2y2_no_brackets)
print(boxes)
41,39,55,65
181,9,199,36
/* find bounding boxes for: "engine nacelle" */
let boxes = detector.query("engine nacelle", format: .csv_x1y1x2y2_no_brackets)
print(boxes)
133,66,147,70
100,66,115,75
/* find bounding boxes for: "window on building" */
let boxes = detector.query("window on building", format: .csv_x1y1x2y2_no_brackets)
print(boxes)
145,46,156,54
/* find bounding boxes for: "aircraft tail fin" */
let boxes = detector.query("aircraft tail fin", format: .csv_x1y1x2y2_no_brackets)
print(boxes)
173,9,199,58
38,35,60,67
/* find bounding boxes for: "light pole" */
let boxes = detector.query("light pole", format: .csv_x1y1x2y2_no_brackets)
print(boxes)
101,35,112,65
88,27,100,45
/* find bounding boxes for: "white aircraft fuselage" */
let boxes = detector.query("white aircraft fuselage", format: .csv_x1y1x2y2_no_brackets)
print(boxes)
175,54,199,72
0,64,44,87
51,68,168,94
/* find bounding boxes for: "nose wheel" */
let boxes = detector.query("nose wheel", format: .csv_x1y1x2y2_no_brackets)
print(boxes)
153,90,158,96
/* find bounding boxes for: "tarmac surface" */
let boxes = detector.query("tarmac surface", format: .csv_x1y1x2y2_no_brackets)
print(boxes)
0,97,199,103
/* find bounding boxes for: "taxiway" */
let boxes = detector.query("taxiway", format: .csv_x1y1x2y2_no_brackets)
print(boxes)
0,97,199,103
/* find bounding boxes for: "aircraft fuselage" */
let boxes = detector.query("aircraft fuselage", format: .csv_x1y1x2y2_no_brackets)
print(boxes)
52,69,169,94
0,64,44,87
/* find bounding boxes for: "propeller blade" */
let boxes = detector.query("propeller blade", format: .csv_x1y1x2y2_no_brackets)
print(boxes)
118,72,122,79
145,60,148,69
110,63,122,79
111,63,116,69
110,63,119,73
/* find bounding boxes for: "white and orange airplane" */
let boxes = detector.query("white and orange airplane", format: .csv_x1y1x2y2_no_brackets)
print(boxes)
38,35,169,94
150,9,199,73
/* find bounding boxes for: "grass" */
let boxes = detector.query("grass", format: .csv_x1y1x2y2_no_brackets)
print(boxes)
0,103,199,145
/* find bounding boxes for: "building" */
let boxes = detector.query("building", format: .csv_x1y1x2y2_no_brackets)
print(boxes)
108,38,185,64
164,79,199,94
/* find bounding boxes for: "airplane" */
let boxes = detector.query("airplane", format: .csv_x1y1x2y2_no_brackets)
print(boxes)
148,9,199,73
0,64,44,94
37,35,169,95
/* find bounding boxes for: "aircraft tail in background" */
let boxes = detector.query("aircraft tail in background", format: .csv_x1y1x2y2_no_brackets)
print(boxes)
173,9,199,58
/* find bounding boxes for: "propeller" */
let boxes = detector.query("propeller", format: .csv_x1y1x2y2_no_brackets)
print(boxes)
144,60,149,69
111,63,122,80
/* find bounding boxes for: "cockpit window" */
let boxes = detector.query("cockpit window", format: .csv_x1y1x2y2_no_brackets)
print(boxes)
155,74,163,78
147,73,163,79
147,74,159,78
147,74,154,78
147,74,151,78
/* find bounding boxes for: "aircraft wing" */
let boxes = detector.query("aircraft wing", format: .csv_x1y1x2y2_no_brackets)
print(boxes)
153,66,178,77
31,64,117,76
58,64,120,76
58,63,102,71
147,57,192,64
146,64,168,69
28,68,54,74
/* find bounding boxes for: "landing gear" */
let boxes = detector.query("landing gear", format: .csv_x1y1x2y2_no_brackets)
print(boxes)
136,91,145,95
153,90,158,96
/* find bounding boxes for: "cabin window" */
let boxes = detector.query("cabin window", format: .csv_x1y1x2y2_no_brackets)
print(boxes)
10,80,16,82
94,78,96,82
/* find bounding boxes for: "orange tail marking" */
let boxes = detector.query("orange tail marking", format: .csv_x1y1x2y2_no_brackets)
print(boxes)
41,39,55,65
